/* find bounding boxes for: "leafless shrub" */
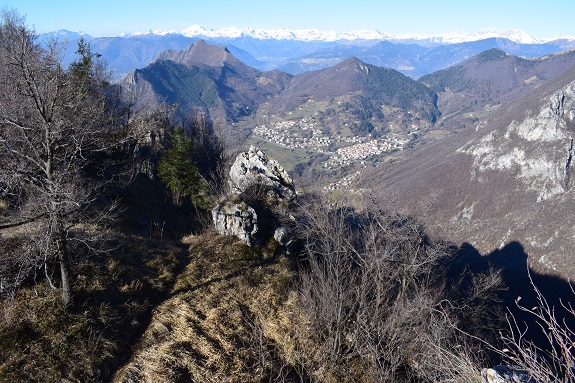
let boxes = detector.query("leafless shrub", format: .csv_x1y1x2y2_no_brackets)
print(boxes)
499,271,575,383
282,194,496,382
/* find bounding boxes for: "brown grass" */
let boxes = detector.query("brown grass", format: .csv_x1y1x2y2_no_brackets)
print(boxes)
113,230,297,383
0,232,187,383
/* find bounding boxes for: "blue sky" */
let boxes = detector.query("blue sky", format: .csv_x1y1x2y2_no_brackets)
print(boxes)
2,0,574,39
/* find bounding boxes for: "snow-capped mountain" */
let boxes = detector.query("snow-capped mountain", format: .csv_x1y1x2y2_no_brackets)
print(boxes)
126,25,546,44
41,29,93,40
130,25,390,42
391,28,540,44
44,25,575,46
39,26,575,83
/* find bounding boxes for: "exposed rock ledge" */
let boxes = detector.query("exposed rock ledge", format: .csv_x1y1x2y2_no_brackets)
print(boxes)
481,365,533,383
212,203,259,246
213,146,296,247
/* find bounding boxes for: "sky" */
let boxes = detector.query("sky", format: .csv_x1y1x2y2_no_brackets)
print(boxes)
2,0,574,39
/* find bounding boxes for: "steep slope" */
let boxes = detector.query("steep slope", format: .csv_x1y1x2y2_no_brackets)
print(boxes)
260,57,440,136
420,48,575,129
363,64,575,279
118,40,292,123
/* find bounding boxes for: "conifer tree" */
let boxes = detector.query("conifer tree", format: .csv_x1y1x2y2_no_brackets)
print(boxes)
157,127,210,208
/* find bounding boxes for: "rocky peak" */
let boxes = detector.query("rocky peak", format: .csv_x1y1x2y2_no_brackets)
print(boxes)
334,56,371,75
156,39,239,68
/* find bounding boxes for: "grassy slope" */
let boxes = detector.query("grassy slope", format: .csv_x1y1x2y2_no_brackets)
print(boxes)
113,231,296,383
0,234,188,383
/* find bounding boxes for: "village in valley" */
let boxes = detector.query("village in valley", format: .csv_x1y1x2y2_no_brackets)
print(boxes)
251,116,417,190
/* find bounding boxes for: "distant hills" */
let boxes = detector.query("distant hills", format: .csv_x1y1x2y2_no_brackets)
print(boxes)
118,41,440,133
259,57,439,135
275,37,568,77
42,29,575,80
419,48,575,129
119,38,575,134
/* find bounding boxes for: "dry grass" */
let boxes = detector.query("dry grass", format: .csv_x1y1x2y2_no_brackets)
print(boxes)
0,205,502,383
113,230,297,383
0,232,187,383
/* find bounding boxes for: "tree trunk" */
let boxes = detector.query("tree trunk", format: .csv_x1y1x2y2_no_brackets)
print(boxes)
53,212,73,306
59,249,72,306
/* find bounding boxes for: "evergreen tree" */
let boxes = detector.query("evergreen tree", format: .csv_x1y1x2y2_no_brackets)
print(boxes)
68,37,101,83
157,128,210,208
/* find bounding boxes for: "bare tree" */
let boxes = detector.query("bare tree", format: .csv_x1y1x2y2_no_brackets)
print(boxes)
0,10,130,305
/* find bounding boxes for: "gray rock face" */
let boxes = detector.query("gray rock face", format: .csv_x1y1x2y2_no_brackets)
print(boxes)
460,80,575,202
481,366,533,383
212,203,260,246
213,146,298,248
228,145,296,201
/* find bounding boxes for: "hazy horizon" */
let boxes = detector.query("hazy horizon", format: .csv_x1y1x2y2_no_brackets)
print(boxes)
3,0,574,40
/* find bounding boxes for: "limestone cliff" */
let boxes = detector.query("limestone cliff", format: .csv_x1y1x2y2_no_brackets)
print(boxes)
459,80,575,202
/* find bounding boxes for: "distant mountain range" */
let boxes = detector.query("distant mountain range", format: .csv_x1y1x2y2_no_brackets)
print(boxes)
58,26,572,45
119,38,575,129
42,28,575,80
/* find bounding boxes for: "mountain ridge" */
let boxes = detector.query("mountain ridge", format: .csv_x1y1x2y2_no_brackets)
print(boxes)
113,26,571,45
41,30,575,81
419,47,575,129
118,40,293,123
260,56,440,134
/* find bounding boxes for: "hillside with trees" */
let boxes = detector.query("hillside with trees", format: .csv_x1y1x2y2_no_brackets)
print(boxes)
419,48,575,130
119,40,293,125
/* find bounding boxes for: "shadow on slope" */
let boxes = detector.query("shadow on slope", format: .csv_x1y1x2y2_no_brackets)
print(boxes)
114,173,208,239
452,241,575,350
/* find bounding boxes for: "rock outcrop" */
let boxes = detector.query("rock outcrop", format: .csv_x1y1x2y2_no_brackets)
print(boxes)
459,80,575,202
228,145,296,201
213,146,296,247
481,365,533,383
212,203,260,246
